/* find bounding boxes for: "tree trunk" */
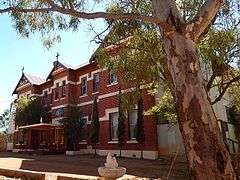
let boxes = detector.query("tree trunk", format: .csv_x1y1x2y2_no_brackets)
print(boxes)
152,1,236,179
164,32,235,179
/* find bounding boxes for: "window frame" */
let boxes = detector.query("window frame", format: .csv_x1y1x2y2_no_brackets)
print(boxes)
93,73,100,93
55,82,59,100
43,91,48,105
81,77,88,96
109,112,119,141
128,109,138,140
62,80,66,98
108,71,117,85
80,116,88,141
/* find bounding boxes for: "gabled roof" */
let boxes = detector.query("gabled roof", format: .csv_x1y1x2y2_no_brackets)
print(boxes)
13,73,45,94
46,60,74,80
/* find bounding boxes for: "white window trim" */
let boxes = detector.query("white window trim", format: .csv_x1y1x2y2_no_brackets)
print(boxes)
126,140,138,144
108,140,119,144
99,107,119,121
80,76,88,96
80,94,88,98
107,82,118,87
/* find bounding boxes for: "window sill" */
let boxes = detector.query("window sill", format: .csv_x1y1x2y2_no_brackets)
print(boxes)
92,91,99,95
107,82,118,87
127,140,138,144
80,94,88,98
108,141,119,144
79,141,87,144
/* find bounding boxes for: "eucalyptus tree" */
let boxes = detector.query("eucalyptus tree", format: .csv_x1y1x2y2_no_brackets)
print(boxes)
0,0,239,178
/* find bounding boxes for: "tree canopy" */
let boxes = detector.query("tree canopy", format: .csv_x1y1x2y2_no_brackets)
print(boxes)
14,97,48,126
1,0,240,178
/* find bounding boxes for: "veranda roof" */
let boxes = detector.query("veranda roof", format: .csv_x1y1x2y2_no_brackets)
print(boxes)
18,123,61,130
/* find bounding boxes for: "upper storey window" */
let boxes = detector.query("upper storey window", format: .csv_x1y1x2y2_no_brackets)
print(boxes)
109,71,117,85
62,80,66,98
55,83,59,100
93,73,100,93
81,77,87,96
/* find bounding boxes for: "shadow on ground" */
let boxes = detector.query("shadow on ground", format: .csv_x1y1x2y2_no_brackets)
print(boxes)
0,152,189,180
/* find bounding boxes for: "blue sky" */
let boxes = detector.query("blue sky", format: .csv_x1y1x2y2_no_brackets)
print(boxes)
0,13,106,115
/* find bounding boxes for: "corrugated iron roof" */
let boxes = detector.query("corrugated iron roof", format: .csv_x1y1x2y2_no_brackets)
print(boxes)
24,73,45,85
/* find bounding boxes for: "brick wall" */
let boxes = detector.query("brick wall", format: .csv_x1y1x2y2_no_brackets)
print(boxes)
14,61,158,152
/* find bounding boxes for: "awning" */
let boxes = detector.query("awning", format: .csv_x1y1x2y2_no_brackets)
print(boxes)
18,123,61,130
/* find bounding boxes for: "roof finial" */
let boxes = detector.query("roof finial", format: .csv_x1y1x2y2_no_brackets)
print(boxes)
56,52,60,61
21,66,24,74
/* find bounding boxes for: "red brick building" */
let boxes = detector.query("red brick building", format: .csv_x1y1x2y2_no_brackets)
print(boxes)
12,58,158,159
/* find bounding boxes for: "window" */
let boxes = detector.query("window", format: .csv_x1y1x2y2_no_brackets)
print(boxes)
43,91,48,105
81,117,88,141
62,80,66,98
50,93,53,104
55,83,59,100
129,109,138,140
93,73,100,92
110,112,119,140
81,77,87,95
226,106,236,124
109,71,117,84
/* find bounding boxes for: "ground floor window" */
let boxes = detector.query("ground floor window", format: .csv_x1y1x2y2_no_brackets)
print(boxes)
129,109,138,140
81,117,88,141
109,112,118,140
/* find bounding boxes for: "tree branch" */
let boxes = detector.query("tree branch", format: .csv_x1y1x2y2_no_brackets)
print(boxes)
186,0,224,42
211,75,240,105
0,1,163,25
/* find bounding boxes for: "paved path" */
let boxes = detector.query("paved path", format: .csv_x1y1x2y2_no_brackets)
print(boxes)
0,152,188,179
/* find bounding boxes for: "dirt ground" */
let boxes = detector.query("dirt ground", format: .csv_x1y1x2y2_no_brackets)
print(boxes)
0,152,189,180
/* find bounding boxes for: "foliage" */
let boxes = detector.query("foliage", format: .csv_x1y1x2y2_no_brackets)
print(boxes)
117,89,125,155
59,106,83,151
96,0,240,106
151,88,177,125
228,85,240,112
14,97,48,126
0,110,10,134
90,97,99,156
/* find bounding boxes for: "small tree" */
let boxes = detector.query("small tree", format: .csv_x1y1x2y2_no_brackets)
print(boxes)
15,97,47,126
90,97,100,157
136,96,145,159
59,106,83,151
118,89,125,157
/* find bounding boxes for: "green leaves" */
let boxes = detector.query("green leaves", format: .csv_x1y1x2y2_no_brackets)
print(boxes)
151,88,177,125
14,97,47,126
